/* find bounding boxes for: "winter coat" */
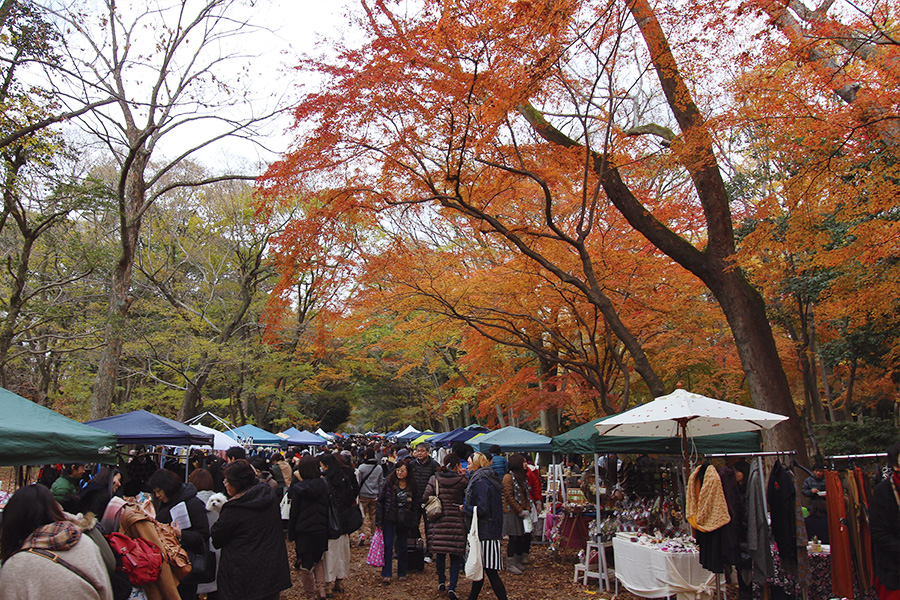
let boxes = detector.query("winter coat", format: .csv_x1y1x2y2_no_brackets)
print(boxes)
463,467,503,540
376,477,417,528
870,476,900,590
526,465,542,504
288,477,330,539
325,465,359,514
357,460,384,499
410,456,439,504
210,482,291,600
423,470,468,555
154,483,210,559
50,475,80,503
77,482,113,519
271,460,292,490
0,523,113,600
502,472,531,515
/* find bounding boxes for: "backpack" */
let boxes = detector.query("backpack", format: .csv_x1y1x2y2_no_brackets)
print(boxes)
106,532,163,585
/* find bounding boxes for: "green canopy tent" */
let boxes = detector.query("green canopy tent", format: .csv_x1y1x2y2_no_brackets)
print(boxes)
0,387,117,466
552,416,761,455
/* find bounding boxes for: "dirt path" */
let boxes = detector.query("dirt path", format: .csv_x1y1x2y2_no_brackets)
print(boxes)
282,540,609,600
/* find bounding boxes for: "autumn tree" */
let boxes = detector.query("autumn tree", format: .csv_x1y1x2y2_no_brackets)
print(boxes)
263,0,810,455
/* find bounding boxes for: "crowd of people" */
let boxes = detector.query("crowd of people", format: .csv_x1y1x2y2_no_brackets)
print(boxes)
0,438,544,600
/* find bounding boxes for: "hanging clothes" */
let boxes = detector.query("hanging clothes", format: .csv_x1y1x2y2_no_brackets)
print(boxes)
746,461,774,585
767,460,798,569
826,470,855,599
718,464,743,567
686,463,732,573
848,467,874,592
870,471,900,596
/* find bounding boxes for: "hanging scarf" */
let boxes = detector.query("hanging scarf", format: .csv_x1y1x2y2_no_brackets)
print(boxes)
686,464,732,532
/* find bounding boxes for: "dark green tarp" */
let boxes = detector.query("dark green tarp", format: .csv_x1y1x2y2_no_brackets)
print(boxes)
551,416,762,455
0,387,117,466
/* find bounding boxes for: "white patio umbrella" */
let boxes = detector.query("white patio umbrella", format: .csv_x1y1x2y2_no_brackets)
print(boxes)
594,388,788,464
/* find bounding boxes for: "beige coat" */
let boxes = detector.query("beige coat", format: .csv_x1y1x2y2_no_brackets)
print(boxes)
0,535,113,600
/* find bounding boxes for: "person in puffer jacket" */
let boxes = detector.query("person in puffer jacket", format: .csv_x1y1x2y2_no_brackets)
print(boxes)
422,454,468,600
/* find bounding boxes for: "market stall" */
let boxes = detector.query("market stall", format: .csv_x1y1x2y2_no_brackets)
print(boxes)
0,387,117,466
223,424,286,448
86,409,213,446
278,427,328,447
613,534,721,600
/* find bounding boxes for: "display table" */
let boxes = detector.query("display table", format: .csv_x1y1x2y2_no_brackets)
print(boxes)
613,537,721,600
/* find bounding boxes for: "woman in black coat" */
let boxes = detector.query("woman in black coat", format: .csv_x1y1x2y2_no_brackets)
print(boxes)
289,456,331,600
149,468,210,600
462,452,508,600
211,459,292,600
320,453,359,595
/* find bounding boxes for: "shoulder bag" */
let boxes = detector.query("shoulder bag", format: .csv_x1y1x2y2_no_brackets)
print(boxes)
424,475,442,522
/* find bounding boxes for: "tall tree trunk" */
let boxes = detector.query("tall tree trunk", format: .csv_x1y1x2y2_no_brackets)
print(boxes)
90,150,148,419
520,0,809,462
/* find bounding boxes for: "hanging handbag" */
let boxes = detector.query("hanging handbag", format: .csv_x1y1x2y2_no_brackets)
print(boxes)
424,475,442,522
328,498,342,539
280,490,291,520
464,505,483,581
182,544,216,585
341,503,364,534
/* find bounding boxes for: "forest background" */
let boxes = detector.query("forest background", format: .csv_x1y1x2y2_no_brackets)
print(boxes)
1,0,898,459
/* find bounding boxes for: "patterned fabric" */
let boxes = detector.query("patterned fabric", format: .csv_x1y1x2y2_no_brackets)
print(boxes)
23,521,81,552
366,529,384,567
480,539,503,571
686,464,731,533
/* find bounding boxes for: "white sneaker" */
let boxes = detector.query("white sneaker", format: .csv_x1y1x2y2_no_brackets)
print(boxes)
423,556,433,564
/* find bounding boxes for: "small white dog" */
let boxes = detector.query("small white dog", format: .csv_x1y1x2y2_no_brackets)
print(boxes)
206,492,228,512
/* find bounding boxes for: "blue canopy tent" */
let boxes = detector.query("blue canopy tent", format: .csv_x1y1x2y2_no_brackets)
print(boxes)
224,424,286,448
468,426,552,453
428,427,465,447
86,410,213,446
279,427,327,447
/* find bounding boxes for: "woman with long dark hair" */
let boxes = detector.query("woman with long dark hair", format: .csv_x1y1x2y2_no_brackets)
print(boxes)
320,452,359,595
289,456,331,600
502,454,532,575
0,484,113,600
376,457,417,584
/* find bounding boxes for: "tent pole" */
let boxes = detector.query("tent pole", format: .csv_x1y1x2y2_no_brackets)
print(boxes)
593,453,602,593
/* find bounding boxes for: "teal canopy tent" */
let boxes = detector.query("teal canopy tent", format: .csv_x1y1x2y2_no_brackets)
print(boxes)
468,426,553,453
552,415,762,455
224,424,286,447
0,388,117,466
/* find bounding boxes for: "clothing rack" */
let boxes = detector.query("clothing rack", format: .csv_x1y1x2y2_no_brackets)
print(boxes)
825,453,887,460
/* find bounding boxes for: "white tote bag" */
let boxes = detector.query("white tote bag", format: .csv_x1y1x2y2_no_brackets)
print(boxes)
280,490,291,520
464,507,484,581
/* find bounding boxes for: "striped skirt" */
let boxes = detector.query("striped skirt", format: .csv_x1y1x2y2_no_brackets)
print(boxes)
481,539,503,571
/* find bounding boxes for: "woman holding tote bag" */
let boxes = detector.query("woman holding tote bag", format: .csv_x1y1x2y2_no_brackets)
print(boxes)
461,452,508,600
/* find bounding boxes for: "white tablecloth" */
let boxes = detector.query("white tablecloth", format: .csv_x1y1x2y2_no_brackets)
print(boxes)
612,537,719,600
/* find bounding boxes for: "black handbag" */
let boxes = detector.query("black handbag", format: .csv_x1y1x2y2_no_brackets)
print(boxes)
182,545,216,585
341,503,364,534
328,500,342,539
